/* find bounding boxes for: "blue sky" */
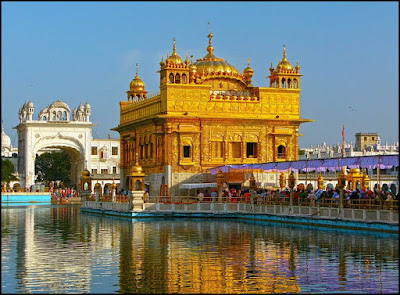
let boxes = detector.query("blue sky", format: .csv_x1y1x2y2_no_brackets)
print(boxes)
2,1,398,148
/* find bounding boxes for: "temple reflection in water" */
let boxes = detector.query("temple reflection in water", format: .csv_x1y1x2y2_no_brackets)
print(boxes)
1,206,398,293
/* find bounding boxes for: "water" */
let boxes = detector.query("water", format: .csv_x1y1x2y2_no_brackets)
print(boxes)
1,205,398,294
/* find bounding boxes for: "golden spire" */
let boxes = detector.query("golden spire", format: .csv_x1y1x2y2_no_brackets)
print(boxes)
207,31,214,55
247,58,250,67
135,63,139,77
283,44,286,60
172,38,176,54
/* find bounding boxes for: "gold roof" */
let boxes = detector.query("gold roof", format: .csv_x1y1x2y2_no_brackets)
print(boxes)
166,38,183,65
243,58,254,74
194,33,240,78
81,169,90,177
130,63,145,91
276,44,293,71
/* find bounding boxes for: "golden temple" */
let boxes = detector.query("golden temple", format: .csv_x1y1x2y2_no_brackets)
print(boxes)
113,32,313,195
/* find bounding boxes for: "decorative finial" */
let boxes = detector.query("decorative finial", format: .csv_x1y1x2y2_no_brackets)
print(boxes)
173,38,176,53
283,44,286,59
208,31,213,45
191,55,193,64
247,58,250,67
136,63,139,76
135,152,139,165
208,21,211,34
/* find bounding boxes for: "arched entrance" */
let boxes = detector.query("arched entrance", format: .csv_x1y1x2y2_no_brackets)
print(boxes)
34,146,83,189
15,100,93,188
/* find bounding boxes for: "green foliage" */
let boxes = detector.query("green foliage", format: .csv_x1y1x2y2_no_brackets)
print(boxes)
298,149,305,155
35,151,71,185
1,159,18,183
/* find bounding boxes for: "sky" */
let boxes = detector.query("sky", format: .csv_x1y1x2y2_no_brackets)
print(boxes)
2,1,398,149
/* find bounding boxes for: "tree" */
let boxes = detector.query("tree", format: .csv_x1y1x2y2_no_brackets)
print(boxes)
1,159,18,185
35,151,71,186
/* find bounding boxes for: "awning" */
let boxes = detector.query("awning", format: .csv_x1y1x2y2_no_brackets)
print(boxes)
180,183,218,189
209,155,398,174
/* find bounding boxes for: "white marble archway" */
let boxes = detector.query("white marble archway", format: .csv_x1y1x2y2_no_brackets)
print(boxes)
15,100,94,188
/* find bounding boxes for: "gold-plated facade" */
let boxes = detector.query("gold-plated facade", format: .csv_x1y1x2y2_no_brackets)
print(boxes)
113,33,313,195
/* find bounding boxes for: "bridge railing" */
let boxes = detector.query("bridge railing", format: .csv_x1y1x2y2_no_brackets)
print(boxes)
83,194,398,212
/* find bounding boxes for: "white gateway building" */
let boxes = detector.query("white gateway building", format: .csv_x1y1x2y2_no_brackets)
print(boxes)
14,100,120,191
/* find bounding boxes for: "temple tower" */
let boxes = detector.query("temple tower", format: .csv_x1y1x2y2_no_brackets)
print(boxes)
127,64,148,102
268,44,302,89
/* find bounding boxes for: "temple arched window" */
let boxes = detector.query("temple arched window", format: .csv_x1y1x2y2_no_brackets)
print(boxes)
145,143,148,158
42,116,46,121
293,79,298,88
140,144,144,159
281,78,286,89
277,145,286,159
169,73,174,84
182,74,187,84
287,78,292,88
175,73,181,84
57,111,62,120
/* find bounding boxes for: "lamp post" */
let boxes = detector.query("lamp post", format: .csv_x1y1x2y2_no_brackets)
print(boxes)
279,172,286,191
288,171,295,212
216,169,224,203
338,169,346,218
250,173,256,207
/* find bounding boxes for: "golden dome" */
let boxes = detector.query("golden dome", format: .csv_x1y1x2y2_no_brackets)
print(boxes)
194,32,240,77
166,38,183,65
276,44,293,71
189,55,197,69
81,169,90,177
244,58,254,75
130,63,145,91
159,56,165,67
269,62,274,72
131,160,143,174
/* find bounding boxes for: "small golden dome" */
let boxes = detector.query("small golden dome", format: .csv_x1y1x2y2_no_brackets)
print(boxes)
159,56,165,67
244,58,254,79
295,60,300,71
269,62,274,72
81,169,90,177
189,55,197,70
132,163,143,174
276,44,293,71
130,64,145,91
166,38,183,65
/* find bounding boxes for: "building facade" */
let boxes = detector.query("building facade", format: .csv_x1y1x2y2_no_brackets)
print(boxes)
114,33,312,196
12,100,120,191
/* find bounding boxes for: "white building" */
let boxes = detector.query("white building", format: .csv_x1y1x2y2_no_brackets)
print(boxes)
90,136,121,194
298,134,399,194
11,100,120,192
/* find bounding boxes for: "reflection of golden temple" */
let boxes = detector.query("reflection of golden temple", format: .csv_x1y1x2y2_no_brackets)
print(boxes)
113,32,313,195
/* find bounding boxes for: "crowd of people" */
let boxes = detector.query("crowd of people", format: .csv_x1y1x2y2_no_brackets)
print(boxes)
196,186,399,208
51,187,77,200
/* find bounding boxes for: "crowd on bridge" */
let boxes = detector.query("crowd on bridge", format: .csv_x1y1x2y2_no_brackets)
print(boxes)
195,186,399,208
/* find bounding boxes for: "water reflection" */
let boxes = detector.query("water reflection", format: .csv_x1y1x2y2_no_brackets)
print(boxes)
1,205,398,294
